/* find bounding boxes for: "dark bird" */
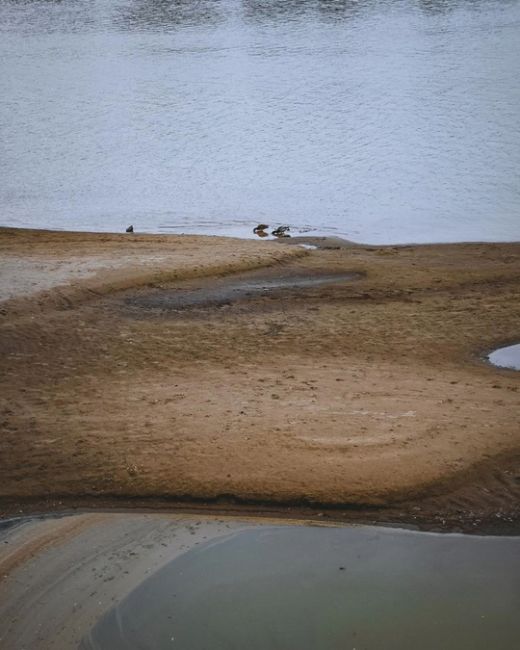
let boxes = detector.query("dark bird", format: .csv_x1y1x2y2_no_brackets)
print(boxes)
272,225,290,237
126,225,134,233
253,223,269,233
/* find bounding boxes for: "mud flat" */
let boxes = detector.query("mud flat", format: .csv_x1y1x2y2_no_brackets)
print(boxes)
0,512,519,650
0,227,519,532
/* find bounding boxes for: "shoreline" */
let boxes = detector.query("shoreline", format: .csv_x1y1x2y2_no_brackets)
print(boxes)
1,227,519,534
3,513,516,650
2,222,519,246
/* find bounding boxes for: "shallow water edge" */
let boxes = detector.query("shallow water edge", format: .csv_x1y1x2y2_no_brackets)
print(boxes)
80,522,520,650
1,513,519,650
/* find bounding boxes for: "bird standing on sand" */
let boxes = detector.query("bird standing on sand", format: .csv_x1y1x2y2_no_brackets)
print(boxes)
126,225,134,233
253,224,269,233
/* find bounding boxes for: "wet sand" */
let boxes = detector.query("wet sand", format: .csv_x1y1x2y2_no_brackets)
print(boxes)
0,227,519,532
1,512,519,650
0,512,255,649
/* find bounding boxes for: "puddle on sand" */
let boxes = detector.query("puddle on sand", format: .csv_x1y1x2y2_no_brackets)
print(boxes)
125,271,361,311
488,343,520,371
81,525,520,650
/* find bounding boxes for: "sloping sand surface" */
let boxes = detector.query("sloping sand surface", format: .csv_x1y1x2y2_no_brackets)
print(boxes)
0,228,519,530
0,227,303,308
0,512,254,649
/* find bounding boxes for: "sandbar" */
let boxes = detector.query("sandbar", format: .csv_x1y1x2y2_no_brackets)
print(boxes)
0,227,519,533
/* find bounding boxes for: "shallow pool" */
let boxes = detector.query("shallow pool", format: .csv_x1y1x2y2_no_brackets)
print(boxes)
81,524,520,650
488,343,520,371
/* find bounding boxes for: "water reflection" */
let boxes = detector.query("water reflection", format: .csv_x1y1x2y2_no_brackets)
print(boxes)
315,0,369,22
0,0,513,33
419,0,459,14
240,0,387,25
0,0,97,34
241,0,311,24
240,0,498,25
82,526,520,650
488,343,520,371
0,0,519,242
114,0,228,32
416,0,511,15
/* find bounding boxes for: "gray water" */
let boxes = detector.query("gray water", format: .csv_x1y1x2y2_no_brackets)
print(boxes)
1,0,520,243
488,343,520,370
81,525,520,650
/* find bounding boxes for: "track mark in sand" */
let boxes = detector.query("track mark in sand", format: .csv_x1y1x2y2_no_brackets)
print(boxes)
0,514,104,581
294,410,421,449
350,410,417,419
296,432,415,449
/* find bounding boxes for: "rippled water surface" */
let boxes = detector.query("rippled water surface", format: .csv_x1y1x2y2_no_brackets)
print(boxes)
1,0,520,242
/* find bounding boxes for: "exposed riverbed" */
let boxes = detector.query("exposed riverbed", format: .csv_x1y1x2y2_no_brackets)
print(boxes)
1,229,519,532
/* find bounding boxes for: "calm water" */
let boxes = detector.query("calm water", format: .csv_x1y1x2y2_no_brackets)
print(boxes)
488,343,520,370
81,525,520,650
1,0,520,243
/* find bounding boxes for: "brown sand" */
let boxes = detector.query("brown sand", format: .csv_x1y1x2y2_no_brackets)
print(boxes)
0,227,519,531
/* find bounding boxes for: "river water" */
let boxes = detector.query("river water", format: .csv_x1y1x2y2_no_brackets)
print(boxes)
1,0,519,243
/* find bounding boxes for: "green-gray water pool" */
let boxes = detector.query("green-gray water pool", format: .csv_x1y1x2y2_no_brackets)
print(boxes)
81,524,520,650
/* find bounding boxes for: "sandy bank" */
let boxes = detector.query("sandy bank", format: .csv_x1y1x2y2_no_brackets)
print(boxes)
0,227,305,311
0,512,256,648
1,512,518,649
0,228,519,531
